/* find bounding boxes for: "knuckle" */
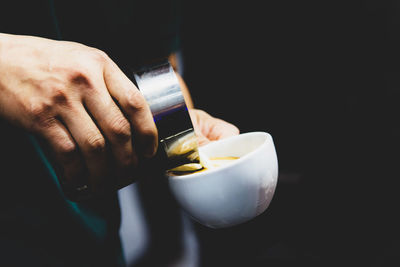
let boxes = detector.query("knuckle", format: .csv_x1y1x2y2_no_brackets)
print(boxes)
49,86,70,106
125,89,148,112
140,124,157,140
90,48,109,64
28,101,50,118
60,142,76,155
69,69,92,88
27,101,54,130
109,115,131,142
85,134,106,153
58,140,77,159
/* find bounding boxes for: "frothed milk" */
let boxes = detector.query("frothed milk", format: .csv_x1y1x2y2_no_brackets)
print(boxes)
167,154,239,176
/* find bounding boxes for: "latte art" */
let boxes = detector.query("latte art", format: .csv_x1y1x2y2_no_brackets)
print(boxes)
168,156,239,176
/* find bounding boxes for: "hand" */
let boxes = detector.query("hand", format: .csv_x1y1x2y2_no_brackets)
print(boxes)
188,109,239,146
0,34,158,197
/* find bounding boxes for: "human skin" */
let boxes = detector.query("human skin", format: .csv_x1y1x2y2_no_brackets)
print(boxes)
0,33,157,195
188,108,239,146
0,33,239,196
169,55,240,146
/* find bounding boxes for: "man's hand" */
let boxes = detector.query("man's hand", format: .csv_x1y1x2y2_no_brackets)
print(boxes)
0,33,158,196
189,109,239,146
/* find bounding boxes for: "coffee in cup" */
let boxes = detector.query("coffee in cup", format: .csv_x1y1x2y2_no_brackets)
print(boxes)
167,156,239,176
167,132,278,228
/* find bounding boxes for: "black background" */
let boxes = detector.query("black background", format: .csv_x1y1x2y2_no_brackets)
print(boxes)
1,1,399,266
179,1,400,266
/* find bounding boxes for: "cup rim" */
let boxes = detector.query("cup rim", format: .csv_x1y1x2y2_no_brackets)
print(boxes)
167,131,272,180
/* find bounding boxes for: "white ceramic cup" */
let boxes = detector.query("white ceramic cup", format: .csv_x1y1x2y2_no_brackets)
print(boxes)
167,131,279,228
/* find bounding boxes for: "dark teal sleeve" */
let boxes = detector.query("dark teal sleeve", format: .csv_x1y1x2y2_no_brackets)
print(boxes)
0,120,124,266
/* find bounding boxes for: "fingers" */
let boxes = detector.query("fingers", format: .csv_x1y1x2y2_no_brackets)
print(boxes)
35,48,158,197
82,79,138,186
196,132,211,147
59,104,109,195
53,55,157,196
103,59,158,158
209,117,240,140
36,118,89,199
189,109,240,142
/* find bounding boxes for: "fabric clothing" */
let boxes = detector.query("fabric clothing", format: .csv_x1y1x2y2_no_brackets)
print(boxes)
0,1,181,266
